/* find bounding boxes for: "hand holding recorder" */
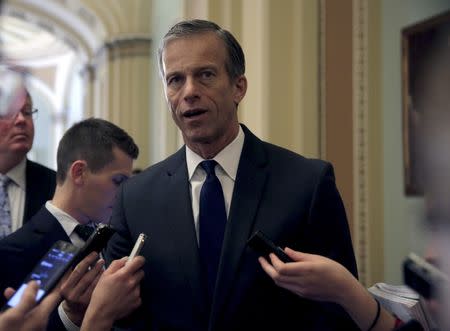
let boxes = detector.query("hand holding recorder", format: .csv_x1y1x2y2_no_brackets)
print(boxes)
60,225,115,325
247,230,293,263
2,224,116,326
60,252,105,326
80,234,147,331
71,224,116,266
0,281,63,331
258,247,398,331
2,241,78,311
127,233,147,264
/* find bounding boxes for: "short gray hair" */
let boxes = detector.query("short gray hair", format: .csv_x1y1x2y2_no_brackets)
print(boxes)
157,19,245,81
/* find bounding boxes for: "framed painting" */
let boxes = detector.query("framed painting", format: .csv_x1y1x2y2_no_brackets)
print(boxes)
402,10,450,195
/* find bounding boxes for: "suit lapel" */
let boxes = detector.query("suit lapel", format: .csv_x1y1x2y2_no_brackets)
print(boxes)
28,207,71,243
164,148,208,315
3,207,71,286
23,160,56,224
24,160,39,223
211,126,269,324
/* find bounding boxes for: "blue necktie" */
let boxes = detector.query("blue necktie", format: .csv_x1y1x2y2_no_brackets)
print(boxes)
199,160,227,302
0,174,12,239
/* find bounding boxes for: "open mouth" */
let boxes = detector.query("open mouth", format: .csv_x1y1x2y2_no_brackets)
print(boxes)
183,109,207,118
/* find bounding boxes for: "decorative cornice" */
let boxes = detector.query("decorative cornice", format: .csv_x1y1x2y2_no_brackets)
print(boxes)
80,35,152,81
105,36,152,60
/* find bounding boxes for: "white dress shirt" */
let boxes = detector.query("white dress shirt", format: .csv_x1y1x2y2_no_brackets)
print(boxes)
186,126,245,241
45,201,88,331
45,201,87,248
4,158,26,232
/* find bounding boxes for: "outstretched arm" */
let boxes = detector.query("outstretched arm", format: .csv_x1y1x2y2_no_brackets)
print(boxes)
259,248,396,331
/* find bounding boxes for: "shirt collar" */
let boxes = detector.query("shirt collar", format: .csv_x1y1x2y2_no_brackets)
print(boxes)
186,125,245,181
6,158,26,189
45,201,81,237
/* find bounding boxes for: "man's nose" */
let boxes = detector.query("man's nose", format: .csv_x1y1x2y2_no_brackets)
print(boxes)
13,110,27,123
182,77,200,102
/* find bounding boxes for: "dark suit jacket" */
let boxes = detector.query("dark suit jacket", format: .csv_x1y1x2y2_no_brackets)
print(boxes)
0,207,70,295
24,159,56,224
105,125,359,331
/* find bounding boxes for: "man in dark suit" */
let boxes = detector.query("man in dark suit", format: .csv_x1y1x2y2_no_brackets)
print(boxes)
0,89,56,238
105,19,358,331
24,159,56,222
0,118,140,329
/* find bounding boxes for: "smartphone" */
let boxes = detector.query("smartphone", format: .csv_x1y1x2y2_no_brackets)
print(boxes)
127,233,147,264
247,230,293,263
72,224,116,266
2,241,79,310
403,252,449,299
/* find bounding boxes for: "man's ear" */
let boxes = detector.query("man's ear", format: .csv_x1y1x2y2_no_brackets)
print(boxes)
233,75,247,106
70,160,88,185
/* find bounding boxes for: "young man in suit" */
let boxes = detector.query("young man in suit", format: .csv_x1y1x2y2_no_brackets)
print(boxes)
0,117,139,329
0,89,56,238
105,19,358,330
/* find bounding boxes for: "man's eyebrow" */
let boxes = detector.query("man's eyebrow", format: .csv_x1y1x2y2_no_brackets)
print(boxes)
165,70,182,79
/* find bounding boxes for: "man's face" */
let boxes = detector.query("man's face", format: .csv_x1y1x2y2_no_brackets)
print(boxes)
162,32,246,153
0,93,34,156
81,147,133,223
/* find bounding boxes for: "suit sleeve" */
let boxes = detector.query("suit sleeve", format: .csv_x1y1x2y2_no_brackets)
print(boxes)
103,182,148,331
104,184,133,265
303,162,360,331
306,162,358,276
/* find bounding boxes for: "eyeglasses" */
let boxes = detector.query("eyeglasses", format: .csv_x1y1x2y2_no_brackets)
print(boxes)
20,107,38,117
0,107,38,121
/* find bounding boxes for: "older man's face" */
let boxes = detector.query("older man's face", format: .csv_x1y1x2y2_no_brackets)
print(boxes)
0,93,35,157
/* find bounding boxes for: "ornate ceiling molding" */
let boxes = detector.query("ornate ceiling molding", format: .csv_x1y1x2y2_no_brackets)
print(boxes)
2,0,106,61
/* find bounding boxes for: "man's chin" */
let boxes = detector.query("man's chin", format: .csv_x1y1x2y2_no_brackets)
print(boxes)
184,130,214,145
10,145,31,155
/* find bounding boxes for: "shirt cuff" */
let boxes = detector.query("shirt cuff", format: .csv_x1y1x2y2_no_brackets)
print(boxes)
58,302,81,331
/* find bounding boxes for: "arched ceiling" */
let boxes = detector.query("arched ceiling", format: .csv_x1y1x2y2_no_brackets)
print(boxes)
83,0,151,36
0,14,72,61
1,0,152,64
0,0,152,109
0,0,107,107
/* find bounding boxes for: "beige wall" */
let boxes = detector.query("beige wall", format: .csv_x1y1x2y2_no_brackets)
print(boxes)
185,0,320,157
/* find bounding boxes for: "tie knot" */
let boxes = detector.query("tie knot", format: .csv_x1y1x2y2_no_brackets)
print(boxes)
74,223,95,241
200,160,218,176
0,175,10,189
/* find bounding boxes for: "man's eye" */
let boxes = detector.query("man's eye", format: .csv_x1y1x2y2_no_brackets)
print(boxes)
167,76,182,86
113,177,127,186
201,71,214,79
